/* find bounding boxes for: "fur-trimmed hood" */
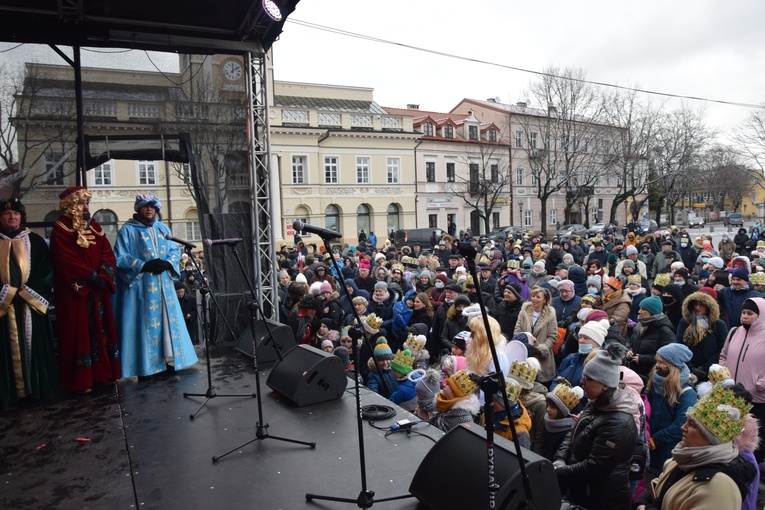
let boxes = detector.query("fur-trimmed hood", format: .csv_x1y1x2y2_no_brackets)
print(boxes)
449,393,481,414
733,414,761,453
681,291,720,323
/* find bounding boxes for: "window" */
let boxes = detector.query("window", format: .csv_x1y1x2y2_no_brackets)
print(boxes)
387,203,400,232
468,125,478,140
93,160,113,186
524,209,533,227
446,162,456,182
426,161,436,182
444,125,454,138
531,172,538,187
138,160,157,185
488,129,497,142
428,214,438,229
225,151,248,188
549,209,557,226
356,157,370,184
469,163,479,193
516,168,525,186
357,204,370,234
325,204,339,232
93,209,119,246
515,131,524,148
490,164,499,183
324,156,339,184
178,163,191,184
423,122,434,136
43,153,64,186
529,132,538,149
184,209,202,241
291,156,306,184
492,212,500,230
386,157,400,184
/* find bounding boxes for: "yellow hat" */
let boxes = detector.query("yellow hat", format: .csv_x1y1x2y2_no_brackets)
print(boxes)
686,382,751,444
653,273,671,287
508,360,538,390
446,370,479,398
708,364,733,384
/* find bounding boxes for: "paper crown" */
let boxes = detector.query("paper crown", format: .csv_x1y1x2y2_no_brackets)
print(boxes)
708,364,733,385
508,360,538,390
605,276,623,291
627,274,642,285
507,259,520,269
373,338,393,360
750,272,765,285
547,378,584,415
686,382,752,444
390,349,415,375
653,273,671,287
363,313,383,332
390,263,404,273
498,378,522,405
446,370,479,398
403,333,426,355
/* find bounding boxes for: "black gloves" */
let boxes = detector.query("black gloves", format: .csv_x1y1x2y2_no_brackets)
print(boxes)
142,259,173,274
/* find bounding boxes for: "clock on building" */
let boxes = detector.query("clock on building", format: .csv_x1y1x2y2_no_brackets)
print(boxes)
222,59,243,82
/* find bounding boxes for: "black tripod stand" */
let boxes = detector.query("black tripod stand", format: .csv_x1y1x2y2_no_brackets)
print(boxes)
305,235,412,509
212,241,315,462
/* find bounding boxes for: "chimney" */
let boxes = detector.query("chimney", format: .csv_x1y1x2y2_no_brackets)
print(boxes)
516,101,527,107
487,97,496,103
407,104,420,110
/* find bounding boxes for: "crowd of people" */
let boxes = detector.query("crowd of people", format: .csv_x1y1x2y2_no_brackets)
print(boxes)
277,224,765,510
0,189,199,407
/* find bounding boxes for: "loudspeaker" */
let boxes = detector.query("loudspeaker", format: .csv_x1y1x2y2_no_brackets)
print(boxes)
266,345,348,406
409,423,560,510
235,319,297,364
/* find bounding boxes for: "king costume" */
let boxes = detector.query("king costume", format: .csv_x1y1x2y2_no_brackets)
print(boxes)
114,194,198,377
51,187,121,393
0,198,59,408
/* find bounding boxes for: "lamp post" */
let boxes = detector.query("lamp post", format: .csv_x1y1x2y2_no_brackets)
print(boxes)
518,200,524,228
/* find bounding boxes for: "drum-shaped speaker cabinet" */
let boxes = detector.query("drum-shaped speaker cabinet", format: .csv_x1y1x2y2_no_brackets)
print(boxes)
266,345,348,406
409,423,561,510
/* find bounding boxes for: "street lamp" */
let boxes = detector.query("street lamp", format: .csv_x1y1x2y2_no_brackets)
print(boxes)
518,200,524,227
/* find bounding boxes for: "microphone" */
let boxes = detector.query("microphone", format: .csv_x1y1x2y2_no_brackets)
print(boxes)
164,234,197,250
203,238,244,248
292,220,342,240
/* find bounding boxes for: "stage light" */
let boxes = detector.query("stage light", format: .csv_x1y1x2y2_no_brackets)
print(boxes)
262,0,282,21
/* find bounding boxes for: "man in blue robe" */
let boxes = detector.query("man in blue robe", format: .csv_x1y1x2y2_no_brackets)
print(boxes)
114,194,198,377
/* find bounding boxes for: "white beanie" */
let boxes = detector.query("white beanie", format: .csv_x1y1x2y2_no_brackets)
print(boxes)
295,273,307,284
626,245,638,256
670,261,685,271
708,257,725,269
309,282,323,294
578,319,609,346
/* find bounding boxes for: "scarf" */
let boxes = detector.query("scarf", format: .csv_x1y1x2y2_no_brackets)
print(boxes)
437,392,464,413
418,395,436,412
544,413,575,433
633,313,666,338
602,289,623,305
372,290,390,304
671,442,739,470
683,314,711,347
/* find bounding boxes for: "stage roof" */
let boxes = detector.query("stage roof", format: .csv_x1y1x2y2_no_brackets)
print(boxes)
0,0,300,54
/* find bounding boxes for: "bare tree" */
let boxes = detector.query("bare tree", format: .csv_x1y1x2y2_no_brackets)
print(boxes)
444,140,512,235
730,105,765,172
515,66,605,235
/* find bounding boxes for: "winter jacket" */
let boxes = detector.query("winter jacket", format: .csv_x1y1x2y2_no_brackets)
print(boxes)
552,294,582,328
367,292,395,322
513,302,559,383
647,384,697,472
676,291,729,381
440,306,469,354
365,357,398,399
720,297,765,403
494,295,524,339
555,387,639,510
718,285,761,328
615,258,648,279
568,265,588,297
601,289,632,339
551,352,588,391
629,313,676,379
388,371,420,412
521,382,548,456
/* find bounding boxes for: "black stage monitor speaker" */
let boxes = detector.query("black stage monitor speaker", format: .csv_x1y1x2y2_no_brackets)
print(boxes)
409,423,561,510
266,345,348,406
235,319,297,364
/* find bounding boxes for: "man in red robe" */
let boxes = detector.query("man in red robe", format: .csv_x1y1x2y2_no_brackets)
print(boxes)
50,186,120,393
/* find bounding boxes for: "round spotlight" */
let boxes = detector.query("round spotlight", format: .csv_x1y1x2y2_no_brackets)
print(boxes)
262,0,282,21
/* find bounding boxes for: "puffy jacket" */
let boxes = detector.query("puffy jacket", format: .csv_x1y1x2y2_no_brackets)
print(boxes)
629,313,676,379
555,388,639,510
495,296,524,339
552,294,581,327
601,289,632,339
718,285,761,328
513,302,559,383
676,291,729,380
720,297,765,403
647,384,697,471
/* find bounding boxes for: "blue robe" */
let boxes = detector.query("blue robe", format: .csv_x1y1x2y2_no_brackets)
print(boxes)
114,219,198,377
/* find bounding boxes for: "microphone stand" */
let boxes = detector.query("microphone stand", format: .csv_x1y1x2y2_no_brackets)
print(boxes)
305,236,412,509
458,242,534,507
212,241,315,463
179,246,255,419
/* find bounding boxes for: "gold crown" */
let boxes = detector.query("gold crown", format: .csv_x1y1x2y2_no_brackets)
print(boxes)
404,333,426,354
365,314,383,330
499,378,522,404
653,273,671,287
508,360,538,389
447,370,479,398
507,259,520,269
708,364,733,384
550,378,583,411
391,263,404,273
627,274,642,284
750,272,765,285
390,349,415,375
687,383,752,444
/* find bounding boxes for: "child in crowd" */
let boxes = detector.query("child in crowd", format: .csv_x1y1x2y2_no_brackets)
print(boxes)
484,376,532,448
543,378,583,461
413,369,441,422
512,357,547,455
366,338,398,398
403,333,431,370
433,370,480,432
388,349,420,412
321,339,334,353
440,331,470,387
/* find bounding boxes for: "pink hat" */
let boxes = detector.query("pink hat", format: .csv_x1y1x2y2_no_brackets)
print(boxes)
584,310,609,323
358,259,371,269
319,281,333,294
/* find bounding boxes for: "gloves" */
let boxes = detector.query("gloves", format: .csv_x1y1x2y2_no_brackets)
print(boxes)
155,260,173,273
141,259,160,273
142,259,173,274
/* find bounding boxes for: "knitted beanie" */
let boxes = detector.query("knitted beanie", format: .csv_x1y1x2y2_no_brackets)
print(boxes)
373,338,393,360
732,267,750,282
374,281,388,292
321,339,334,350
333,346,350,368
578,319,609,346
557,279,574,293
295,273,308,284
639,295,663,316
415,369,441,399
390,349,415,375
319,281,333,294
708,257,725,269
582,345,623,388
584,309,609,323
657,343,692,368
586,277,602,291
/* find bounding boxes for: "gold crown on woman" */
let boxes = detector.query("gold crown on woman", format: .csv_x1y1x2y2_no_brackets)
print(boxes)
365,314,383,331
403,333,426,353
686,382,752,444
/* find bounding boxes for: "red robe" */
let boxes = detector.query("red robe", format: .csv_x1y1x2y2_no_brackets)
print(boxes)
50,216,120,392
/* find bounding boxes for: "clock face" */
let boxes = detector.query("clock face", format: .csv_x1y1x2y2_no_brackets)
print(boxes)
222,60,243,81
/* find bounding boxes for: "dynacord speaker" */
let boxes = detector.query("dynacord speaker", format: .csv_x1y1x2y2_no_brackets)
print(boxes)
235,319,297,364
266,345,348,406
409,423,560,510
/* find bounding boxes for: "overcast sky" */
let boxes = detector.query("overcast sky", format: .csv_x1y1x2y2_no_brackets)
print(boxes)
1,0,763,139
271,0,765,138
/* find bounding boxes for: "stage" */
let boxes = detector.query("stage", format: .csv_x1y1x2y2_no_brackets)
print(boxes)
0,344,444,510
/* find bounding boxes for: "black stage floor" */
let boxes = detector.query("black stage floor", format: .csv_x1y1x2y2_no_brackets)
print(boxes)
0,345,446,510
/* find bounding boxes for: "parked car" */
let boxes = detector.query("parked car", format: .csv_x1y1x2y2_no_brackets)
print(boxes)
688,215,705,228
479,225,528,244
636,219,658,236
725,213,744,229
556,224,587,240
587,222,617,238
394,228,444,248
